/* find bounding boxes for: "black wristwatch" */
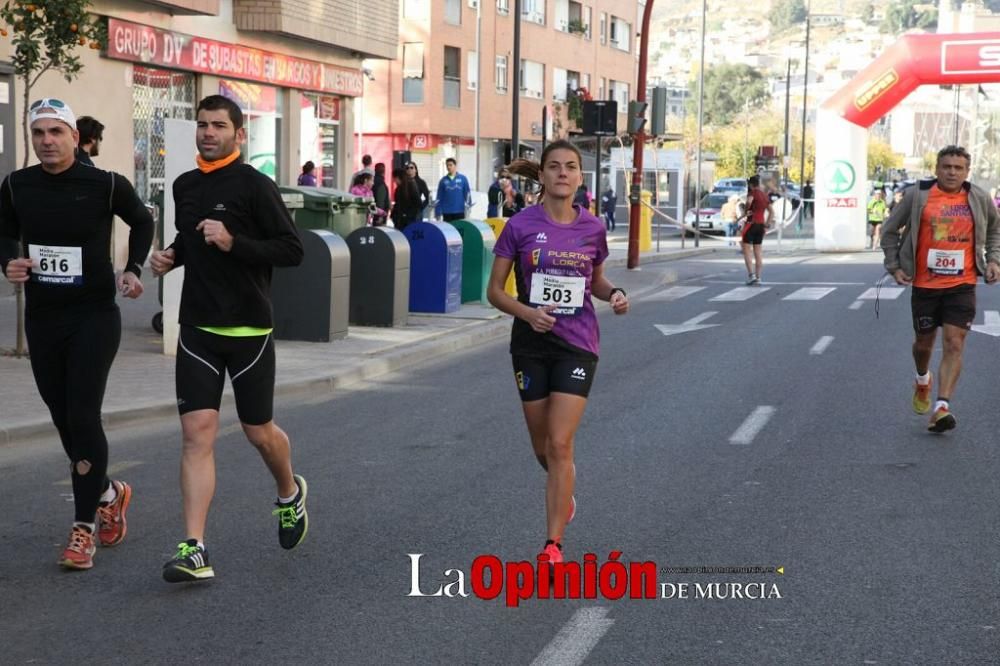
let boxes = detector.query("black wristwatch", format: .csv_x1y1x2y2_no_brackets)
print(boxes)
609,287,626,300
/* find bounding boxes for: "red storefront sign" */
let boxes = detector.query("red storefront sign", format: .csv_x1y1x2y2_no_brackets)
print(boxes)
107,18,363,97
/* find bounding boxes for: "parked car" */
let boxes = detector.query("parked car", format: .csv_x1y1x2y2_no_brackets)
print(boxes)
684,192,731,233
712,177,748,196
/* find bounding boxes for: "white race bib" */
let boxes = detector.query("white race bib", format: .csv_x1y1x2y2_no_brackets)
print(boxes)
529,273,585,308
927,248,965,276
29,244,83,285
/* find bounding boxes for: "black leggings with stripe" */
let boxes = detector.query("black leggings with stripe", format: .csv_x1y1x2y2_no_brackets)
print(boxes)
26,305,120,523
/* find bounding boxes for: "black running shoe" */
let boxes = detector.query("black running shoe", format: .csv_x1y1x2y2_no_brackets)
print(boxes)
273,474,308,550
162,539,214,583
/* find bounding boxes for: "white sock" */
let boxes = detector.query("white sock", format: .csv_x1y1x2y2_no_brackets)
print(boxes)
934,399,949,412
278,491,297,504
916,372,931,386
73,521,95,533
100,482,117,505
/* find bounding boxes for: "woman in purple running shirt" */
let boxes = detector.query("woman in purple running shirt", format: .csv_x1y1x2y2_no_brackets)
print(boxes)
487,140,629,565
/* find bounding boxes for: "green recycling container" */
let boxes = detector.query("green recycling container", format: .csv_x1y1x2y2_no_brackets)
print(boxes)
278,186,336,231
447,219,495,303
327,189,371,238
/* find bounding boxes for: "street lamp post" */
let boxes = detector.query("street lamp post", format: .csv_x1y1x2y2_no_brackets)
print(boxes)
799,0,811,196
511,0,522,165
693,0,707,249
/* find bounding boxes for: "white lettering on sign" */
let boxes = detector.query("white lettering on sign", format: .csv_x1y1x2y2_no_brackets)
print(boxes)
824,197,858,208
980,45,1000,68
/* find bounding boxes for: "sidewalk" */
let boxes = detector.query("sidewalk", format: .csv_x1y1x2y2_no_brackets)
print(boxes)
0,242,716,445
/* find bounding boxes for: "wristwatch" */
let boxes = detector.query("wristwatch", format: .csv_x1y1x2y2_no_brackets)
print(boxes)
609,287,626,300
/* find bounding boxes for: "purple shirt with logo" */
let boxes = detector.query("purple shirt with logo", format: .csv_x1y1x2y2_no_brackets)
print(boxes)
494,204,609,356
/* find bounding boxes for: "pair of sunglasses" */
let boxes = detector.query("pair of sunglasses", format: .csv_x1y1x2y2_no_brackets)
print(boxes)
30,98,67,110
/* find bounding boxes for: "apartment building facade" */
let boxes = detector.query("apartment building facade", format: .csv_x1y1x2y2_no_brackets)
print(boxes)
359,0,641,191
0,0,398,201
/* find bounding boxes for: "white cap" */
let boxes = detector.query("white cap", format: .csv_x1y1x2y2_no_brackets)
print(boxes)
29,98,77,129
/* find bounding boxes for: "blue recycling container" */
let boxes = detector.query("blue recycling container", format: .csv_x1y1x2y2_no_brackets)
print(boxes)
403,221,463,313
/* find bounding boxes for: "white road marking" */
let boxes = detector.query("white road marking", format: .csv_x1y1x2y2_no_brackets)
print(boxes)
849,300,864,310
858,287,903,300
729,406,776,445
971,310,1000,337
783,287,837,301
645,286,706,301
706,280,864,285
531,607,615,666
655,311,720,337
710,287,771,301
809,336,834,355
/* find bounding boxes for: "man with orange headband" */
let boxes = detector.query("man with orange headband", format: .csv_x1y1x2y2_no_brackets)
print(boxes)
150,95,306,582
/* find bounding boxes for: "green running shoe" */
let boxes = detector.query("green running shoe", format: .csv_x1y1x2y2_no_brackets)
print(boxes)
273,474,308,550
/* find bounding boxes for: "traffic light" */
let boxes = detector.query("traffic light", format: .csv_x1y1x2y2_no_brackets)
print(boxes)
627,100,647,135
650,87,667,137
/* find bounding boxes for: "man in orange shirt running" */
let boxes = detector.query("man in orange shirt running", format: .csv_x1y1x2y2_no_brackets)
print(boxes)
882,145,1000,432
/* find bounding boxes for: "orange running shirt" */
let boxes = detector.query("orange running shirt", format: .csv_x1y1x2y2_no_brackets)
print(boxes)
913,186,976,289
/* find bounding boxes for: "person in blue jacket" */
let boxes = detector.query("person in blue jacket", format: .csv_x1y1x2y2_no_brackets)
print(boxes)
435,157,471,221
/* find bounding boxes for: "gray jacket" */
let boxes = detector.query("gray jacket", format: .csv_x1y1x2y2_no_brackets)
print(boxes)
881,179,1000,278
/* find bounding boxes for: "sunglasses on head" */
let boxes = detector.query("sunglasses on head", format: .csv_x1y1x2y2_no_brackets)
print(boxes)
30,98,67,110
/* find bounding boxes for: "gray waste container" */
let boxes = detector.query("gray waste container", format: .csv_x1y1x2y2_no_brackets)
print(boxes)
272,229,350,342
346,226,410,327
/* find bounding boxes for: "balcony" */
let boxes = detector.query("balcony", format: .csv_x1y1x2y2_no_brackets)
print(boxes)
138,0,219,13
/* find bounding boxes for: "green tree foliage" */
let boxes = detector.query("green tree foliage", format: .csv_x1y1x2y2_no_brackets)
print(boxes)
0,0,104,167
0,0,104,357
880,0,937,33
868,139,903,178
768,0,807,33
687,63,771,127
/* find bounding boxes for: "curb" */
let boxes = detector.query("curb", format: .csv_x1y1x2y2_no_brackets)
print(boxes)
0,247,708,447
605,247,717,268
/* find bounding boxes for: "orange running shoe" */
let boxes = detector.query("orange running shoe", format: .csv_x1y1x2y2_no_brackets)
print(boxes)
60,525,96,570
97,480,132,547
540,543,563,564
913,373,932,414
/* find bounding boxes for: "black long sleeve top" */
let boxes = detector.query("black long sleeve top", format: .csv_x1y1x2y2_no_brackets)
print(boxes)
168,161,303,328
0,161,154,317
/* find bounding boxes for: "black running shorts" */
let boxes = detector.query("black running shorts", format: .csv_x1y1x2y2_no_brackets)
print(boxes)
911,284,976,333
742,223,765,245
176,325,276,425
511,355,598,402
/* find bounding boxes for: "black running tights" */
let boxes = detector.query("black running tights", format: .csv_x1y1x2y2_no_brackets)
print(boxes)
26,306,120,523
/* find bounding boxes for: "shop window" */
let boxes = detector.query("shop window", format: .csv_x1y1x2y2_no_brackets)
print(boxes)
300,93,340,188
219,80,283,182
132,66,196,204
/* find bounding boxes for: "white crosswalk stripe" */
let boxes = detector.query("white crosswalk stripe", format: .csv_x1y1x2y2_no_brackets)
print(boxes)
710,287,771,302
783,287,837,301
646,286,706,301
858,287,904,300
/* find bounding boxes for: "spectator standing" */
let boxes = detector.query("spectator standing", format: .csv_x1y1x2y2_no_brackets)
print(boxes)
372,163,390,226
297,161,317,186
75,115,104,166
435,157,471,222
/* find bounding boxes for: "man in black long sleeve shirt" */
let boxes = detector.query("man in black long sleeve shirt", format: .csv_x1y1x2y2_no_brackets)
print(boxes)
150,95,308,583
0,99,153,571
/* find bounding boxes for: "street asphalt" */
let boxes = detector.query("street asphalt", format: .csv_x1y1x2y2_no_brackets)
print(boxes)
3,246,1000,664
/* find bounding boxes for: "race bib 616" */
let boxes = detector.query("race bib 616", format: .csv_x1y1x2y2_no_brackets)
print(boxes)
28,244,83,285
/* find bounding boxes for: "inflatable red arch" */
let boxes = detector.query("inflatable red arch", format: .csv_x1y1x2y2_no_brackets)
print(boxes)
815,32,1000,250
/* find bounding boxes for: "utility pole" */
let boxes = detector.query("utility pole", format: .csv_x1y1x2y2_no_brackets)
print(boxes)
798,0,811,190
627,0,656,268
511,0,522,165
474,0,482,189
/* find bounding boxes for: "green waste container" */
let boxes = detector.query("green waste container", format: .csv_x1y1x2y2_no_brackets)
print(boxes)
447,219,495,303
279,186,336,231
328,190,372,238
